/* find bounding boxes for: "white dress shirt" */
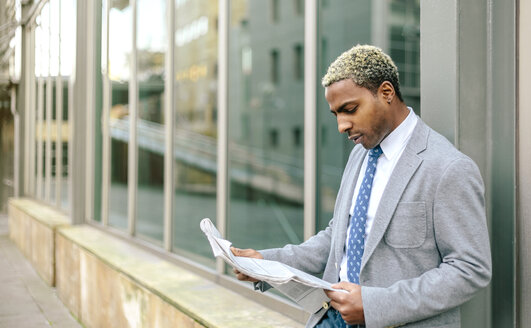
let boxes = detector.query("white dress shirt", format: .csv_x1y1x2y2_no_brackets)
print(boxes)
339,108,418,282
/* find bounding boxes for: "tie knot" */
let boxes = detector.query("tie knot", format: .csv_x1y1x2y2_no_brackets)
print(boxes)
369,145,382,158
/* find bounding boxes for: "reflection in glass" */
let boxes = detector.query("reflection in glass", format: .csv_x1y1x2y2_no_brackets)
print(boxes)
316,0,420,231
172,0,218,266
228,1,304,251
60,0,76,212
136,0,166,242
108,1,132,230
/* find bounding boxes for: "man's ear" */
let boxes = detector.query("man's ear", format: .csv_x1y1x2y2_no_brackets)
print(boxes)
378,81,395,104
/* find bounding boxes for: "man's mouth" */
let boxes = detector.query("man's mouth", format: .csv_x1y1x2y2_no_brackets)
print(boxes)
348,134,362,144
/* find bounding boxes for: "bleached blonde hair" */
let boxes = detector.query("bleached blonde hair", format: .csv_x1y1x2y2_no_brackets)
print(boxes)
322,44,403,101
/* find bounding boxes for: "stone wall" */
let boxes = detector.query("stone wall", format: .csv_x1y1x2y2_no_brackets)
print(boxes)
7,198,305,328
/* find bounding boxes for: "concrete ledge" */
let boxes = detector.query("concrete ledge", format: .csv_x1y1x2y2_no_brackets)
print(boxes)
56,225,304,328
8,198,70,285
7,197,304,327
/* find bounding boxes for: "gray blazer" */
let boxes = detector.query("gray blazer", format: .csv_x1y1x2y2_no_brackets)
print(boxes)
260,118,492,328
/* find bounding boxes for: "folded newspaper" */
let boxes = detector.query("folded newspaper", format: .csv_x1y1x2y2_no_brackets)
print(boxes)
200,218,345,313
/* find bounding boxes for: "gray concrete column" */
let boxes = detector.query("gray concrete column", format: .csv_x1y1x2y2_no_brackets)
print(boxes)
421,0,516,327
517,0,531,325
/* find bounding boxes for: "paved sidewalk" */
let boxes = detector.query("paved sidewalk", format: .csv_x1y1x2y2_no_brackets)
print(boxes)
0,214,82,328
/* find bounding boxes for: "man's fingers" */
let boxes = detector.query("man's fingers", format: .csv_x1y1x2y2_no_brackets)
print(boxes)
332,281,358,292
230,247,263,259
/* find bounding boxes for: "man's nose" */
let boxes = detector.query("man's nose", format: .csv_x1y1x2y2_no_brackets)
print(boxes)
337,116,352,134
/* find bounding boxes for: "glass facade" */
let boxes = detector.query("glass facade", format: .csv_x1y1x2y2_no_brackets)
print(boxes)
27,0,74,212
227,0,305,251
316,0,420,231
108,0,131,230
136,0,166,242
24,0,421,279
172,0,218,265
22,0,425,317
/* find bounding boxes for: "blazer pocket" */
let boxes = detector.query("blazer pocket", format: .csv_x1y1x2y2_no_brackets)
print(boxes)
385,202,427,248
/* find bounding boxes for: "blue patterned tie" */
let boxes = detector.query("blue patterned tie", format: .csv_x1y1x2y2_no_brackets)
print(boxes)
347,145,383,284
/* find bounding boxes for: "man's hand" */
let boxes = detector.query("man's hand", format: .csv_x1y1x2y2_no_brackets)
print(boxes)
230,247,264,282
324,281,365,325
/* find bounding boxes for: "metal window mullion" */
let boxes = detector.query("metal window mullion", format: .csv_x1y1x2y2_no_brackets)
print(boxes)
45,2,53,203
56,74,63,207
216,0,229,274
24,27,32,196
67,51,74,216
163,0,175,251
85,0,96,221
303,0,317,240
55,0,62,208
29,26,36,197
36,77,44,200
101,0,111,226
128,0,138,236
45,74,52,203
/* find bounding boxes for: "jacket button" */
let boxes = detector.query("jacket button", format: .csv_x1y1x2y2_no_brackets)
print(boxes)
322,302,329,310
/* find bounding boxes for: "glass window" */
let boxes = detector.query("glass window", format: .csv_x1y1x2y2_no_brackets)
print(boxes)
172,0,218,267
48,0,59,206
270,49,279,84
271,0,279,22
35,15,48,201
60,0,76,212
294,0,303,16
108,0,132,230
316,0,420,231
293,44,303,81
388,0,420,112
228,0,304,252
136,0,166,243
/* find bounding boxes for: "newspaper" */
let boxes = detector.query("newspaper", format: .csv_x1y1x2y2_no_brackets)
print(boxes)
200,218,346,313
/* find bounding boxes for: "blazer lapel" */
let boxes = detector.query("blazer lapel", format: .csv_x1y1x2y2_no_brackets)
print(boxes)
361,119,429,272
334,147,367,264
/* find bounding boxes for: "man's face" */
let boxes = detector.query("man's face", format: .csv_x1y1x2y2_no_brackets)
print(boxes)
325,79,393,149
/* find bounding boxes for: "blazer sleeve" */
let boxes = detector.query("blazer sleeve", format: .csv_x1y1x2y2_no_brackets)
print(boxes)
258,220,334,276
361,158,492,328
254,146,365,286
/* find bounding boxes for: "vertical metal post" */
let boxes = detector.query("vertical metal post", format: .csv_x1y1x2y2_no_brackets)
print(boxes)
45,74,52,203
216,0,229,273
37,76,44,199
163,0,175,251
128,0,138,236
55,0,63,208
11,86,20,197
303,0,317,240
101,0,111,226
85,0,97,222
45,4,53,203
71,0,89,224
29,26,36,197
23,26,31,196
371,0,390,51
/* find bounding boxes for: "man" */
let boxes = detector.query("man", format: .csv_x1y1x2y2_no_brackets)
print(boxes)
231,45,491,328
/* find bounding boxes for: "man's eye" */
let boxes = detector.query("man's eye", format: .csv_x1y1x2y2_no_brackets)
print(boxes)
348,106,358,113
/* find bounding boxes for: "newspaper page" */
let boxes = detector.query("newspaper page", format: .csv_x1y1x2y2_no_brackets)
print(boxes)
200,218,346,312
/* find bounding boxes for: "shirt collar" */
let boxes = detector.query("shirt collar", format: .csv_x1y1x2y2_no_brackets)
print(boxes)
379,107,418,160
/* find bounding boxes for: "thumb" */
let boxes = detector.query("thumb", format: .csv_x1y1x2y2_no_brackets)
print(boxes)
231,247,252,257
230,247,242,256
